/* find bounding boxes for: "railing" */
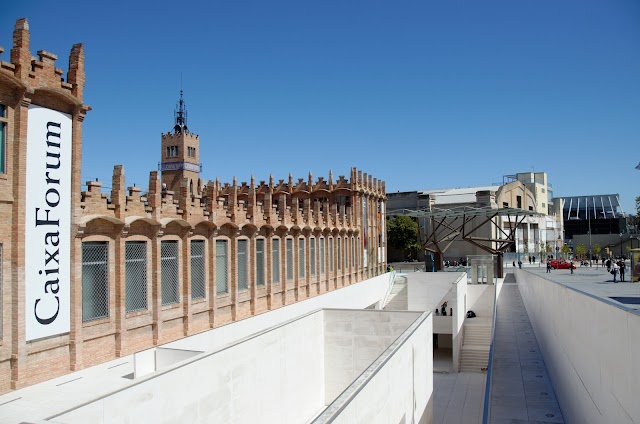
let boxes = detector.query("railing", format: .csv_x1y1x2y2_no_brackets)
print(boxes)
381,270,397,309
482,274,500,424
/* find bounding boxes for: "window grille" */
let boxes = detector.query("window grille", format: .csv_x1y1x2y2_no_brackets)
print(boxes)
310,238,316,276
82,242,109,322
0,244,3,337
320,238,325,274
161,241,179,305
286,239,293,280
351,237,355,269
237,240,248,290
337,238,341,270
346,237,349,269
125,241,148,312
216,240,228,294
298,238,305,278
272,239,280,284
329,238,334,272
191,240,206,299
256,239,265,286
0,104,6,174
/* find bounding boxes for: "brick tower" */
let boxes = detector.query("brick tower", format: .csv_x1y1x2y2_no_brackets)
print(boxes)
160,91,201,196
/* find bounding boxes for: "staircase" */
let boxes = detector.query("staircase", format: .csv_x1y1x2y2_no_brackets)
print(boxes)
459,323,491,372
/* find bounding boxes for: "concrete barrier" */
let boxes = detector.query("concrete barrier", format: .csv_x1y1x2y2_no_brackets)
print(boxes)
516,269,640,423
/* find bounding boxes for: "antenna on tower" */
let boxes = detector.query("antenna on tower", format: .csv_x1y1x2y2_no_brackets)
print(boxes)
173,74,188,133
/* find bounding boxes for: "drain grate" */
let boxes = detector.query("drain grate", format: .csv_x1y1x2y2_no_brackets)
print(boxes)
610,296,640,305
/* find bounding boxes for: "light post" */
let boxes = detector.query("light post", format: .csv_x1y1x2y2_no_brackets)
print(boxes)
620,233,623,258
587,197,592,266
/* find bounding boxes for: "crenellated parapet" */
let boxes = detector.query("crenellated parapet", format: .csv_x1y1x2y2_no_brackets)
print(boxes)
1,18,87,105
78,166,385,238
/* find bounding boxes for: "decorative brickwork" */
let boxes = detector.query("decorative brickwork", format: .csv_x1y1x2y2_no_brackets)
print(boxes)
0,18,386,394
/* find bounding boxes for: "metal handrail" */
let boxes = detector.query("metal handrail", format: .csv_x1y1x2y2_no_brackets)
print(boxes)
381,270,397,308
482,275,500,423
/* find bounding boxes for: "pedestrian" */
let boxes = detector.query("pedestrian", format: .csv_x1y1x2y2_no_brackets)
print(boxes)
529,255,532,264
619,260,626,282
518,260,522,269
546,261,551,273
570,261,574,274
612,261,619,283
513,261,516,267
606,258,612,272
601,257,605,268
533,256,535,264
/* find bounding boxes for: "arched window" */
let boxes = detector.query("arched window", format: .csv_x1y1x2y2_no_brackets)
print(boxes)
256,238,265,287
215,239,229,294
272,238,280,284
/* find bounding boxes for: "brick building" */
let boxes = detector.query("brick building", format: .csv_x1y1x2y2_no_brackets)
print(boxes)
0,18,387,394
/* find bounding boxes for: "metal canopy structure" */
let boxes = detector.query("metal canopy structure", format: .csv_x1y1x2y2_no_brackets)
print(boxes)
387,205,543,259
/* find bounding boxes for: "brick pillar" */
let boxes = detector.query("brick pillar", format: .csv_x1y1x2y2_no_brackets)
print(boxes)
249,232,256,315
114,233,125,356
10,97,29,389
182,232,191,336
266,233,273,310
208,234,216,328
151,233,161,345
69,108,87,371
230,235,237,320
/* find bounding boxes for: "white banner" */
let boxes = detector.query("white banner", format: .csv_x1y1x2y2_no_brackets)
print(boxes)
25,105,72,341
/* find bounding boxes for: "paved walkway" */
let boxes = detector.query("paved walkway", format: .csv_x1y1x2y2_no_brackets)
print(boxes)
433,372,486,424
488,275,564,423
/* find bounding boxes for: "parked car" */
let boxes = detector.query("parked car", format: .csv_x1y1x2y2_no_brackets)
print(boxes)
550,259,576,270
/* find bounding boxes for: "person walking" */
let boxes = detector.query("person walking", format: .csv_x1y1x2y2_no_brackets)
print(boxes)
570,261,574,274
619,259,626,282
612,261,619,283
546,261,551,273
518,260,522,269
606,258,612,273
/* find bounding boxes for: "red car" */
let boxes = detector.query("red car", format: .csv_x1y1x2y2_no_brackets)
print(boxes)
550,260,576,270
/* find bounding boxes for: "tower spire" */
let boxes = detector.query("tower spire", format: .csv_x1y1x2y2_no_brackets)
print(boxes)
173,88,188,134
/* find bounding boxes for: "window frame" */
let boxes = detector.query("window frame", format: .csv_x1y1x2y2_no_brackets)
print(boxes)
216,239,229,294
190,239,206,300
271,238,280,285
81,241,110,323
160,240,180,306
237,239,249,291
0,103,7,174
125,240,148,313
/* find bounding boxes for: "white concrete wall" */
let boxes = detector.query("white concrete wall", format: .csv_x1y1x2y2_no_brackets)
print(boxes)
133,347,156,378
452,274,467,372
322,313,433,424
54,312,326,424
516,270,640,424
466,285,493,317
163,272,393,353
155,348,203,372
323,310,422,403
433,316,452,334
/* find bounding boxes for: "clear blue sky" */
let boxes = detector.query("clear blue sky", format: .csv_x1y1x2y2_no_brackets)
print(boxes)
2,0,639,213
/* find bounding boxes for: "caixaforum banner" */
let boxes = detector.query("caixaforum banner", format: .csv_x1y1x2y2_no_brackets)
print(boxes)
25,105,72,341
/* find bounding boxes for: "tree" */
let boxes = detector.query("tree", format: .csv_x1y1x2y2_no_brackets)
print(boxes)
593,243,601,259
387,216,421,259
575,244,587,260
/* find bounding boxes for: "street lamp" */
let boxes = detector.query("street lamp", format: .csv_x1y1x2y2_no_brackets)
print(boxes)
587,197,592,267
620,233,623,259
